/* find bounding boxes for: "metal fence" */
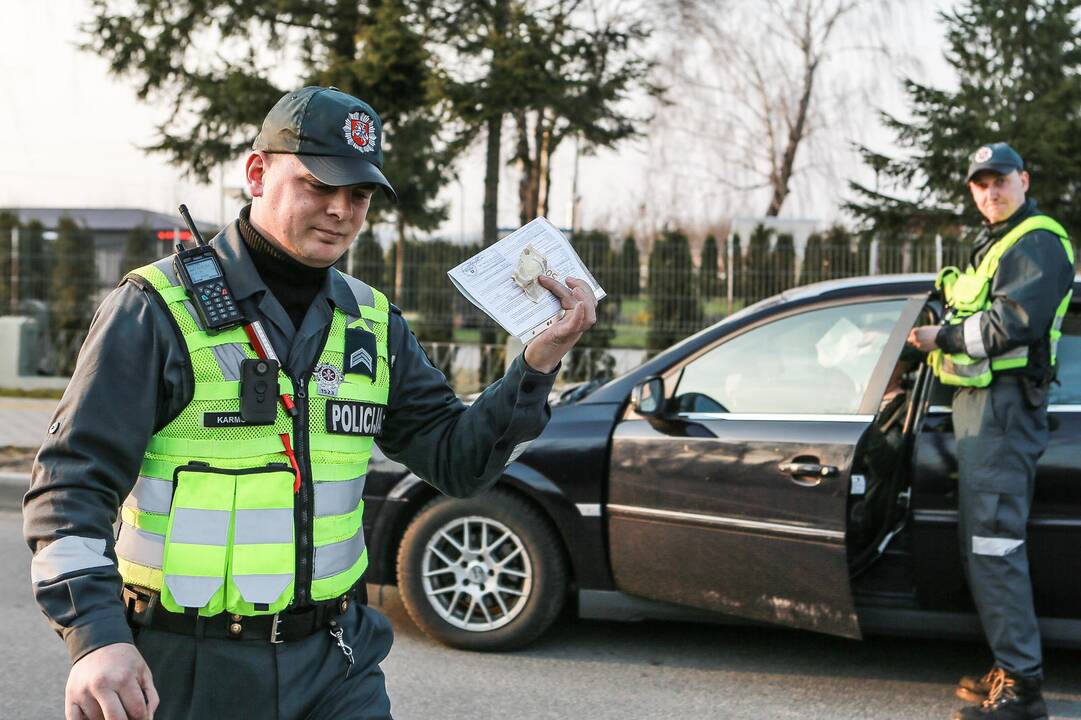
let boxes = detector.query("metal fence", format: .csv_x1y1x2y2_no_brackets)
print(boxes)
2,223,1076,388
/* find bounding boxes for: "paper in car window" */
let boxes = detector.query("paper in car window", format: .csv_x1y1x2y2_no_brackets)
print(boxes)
817,317,892,393
816,318,862,368
447,218,606,344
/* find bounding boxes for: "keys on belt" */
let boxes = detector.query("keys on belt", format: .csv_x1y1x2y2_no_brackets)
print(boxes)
123,586,358,643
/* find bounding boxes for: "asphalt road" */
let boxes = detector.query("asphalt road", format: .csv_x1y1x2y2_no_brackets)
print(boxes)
4,509,1080,720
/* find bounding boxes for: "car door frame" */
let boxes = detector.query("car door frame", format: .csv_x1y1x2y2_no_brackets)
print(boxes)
605,293,928,638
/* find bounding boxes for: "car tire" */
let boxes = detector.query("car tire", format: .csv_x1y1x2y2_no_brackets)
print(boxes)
396,489,568,651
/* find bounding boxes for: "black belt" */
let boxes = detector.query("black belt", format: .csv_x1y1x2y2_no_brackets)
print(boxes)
123,584,366,643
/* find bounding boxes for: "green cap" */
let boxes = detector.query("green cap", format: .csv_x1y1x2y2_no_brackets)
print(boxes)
966,142,1024,183
253,86,397,203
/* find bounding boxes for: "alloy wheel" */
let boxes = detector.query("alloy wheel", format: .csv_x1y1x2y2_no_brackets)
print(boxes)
420,515,533,632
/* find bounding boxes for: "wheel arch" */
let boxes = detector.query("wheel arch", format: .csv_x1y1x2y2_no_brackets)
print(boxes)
371,465,583,592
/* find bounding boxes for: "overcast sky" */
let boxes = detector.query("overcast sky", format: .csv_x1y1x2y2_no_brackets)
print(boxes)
0,0,953,238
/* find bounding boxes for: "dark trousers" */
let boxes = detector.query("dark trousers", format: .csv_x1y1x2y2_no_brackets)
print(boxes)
134,603,395,719
953,378,1048,678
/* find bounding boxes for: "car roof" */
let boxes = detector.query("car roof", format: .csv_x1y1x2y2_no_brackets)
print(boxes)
780,273,936,302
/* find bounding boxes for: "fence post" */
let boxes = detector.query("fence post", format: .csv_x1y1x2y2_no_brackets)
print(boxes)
868,239,879,276
935,234,943,270
726,233,734,316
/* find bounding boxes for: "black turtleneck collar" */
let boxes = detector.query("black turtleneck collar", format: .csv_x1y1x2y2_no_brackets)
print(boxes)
238,205,328,331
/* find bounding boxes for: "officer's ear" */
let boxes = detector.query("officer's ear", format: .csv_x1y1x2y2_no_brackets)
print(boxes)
1019,170,1030,193
246,152,271,198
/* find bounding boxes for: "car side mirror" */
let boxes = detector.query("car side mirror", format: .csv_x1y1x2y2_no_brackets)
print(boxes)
632,376,666,417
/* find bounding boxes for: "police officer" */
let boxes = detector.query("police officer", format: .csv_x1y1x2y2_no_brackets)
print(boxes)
908,142,1074,720
24,86,597,720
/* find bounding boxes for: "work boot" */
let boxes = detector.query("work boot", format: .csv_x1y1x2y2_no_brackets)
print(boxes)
952,671,1048,720
956,667,1000,703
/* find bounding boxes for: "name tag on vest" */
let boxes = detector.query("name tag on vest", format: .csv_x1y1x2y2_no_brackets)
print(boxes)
326,400,384,436
204,412,263,428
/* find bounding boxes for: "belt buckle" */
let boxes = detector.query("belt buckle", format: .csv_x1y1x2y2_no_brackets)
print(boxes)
269,613,283,644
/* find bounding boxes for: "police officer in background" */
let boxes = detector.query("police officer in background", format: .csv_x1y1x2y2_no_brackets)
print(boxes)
24,87,597,720
908,143,1074,720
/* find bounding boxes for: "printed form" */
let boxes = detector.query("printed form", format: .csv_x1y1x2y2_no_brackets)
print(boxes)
447,217,607,344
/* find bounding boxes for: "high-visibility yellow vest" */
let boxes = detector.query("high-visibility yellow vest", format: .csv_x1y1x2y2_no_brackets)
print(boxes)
930,215,1074,387
115,257,390,617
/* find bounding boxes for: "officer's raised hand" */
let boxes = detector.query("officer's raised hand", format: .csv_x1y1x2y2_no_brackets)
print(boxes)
66,642,158,720
906,326,939,352
523,276,598,373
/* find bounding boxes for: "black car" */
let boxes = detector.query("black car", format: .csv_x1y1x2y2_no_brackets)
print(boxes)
361,274,1081,651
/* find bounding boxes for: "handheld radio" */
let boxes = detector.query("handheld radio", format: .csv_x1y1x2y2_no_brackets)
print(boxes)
173,204,244,331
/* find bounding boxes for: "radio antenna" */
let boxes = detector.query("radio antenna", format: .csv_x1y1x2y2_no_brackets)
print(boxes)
177,204,208,249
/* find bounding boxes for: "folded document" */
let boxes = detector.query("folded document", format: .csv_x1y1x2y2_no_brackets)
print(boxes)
447,218,607,344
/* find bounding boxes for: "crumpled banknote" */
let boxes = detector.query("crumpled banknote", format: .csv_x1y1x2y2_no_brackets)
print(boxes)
512,244,560,302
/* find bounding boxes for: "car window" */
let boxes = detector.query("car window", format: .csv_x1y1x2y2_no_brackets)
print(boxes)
674,300,906,415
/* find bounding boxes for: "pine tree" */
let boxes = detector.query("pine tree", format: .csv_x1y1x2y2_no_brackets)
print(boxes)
848,0,1081,238
20,221,49,302
744,225,773,303
698,234,719,299
770,233,796,296
0,212,14,314
802,232,824,285
412,239,461,344
85,0,457,245
730,233,745,305
647,229,703,351
564,230,616,379
617,234,640,298
351,230,386,291
50,217,98,375
120,224,159,275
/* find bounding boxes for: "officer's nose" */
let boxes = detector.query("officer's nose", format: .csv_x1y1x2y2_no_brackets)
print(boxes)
327,188,353,222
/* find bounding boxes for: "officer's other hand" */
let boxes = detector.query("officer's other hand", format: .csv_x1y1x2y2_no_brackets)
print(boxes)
524,276,598,374
66,642,158,720
907,326,939,352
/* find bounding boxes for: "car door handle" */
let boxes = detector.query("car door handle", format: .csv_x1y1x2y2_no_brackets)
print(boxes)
779,462,838,486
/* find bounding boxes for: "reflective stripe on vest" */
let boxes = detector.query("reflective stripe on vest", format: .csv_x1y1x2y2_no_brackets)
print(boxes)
934,215,1074,387
115,258,389,615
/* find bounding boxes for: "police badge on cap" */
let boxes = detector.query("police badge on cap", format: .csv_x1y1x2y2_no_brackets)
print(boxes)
966,142,1024,183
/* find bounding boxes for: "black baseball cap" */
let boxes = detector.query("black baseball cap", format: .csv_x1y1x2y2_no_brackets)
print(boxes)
966,142,1024,183
253,86,397,203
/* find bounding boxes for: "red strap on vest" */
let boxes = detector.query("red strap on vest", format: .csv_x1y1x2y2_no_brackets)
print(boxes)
244,321,302,492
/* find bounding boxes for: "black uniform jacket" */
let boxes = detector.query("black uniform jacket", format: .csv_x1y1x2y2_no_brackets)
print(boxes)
23,221,558,663
937,200,1075,383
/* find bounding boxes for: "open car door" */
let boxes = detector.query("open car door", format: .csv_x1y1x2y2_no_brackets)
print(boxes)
607,296,926,638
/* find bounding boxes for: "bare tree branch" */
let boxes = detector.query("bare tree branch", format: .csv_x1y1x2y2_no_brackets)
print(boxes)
655,0,902,218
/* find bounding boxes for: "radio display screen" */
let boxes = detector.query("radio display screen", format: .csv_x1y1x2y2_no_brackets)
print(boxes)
186,256,221,284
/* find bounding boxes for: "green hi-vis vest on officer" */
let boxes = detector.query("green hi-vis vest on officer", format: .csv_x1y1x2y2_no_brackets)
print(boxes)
115,256,390,617
930,215,1075,387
